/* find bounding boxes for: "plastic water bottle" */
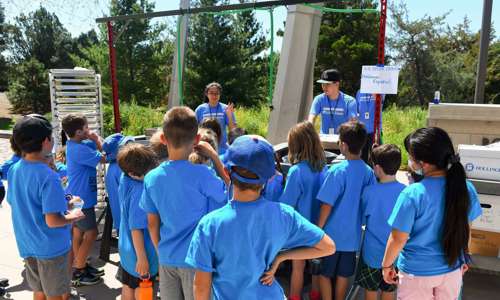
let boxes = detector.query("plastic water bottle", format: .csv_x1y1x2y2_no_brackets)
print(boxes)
433,90,440,104
138,278,153,300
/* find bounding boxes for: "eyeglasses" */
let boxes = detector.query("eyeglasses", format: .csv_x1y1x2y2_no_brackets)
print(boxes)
207,92,220,96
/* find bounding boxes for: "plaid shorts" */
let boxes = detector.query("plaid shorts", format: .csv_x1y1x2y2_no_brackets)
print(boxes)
354,258,397,292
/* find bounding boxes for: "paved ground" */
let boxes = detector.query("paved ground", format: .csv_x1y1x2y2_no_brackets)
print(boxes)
1,137,499,299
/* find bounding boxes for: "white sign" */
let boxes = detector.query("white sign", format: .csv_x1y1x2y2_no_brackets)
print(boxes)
360,65,401,94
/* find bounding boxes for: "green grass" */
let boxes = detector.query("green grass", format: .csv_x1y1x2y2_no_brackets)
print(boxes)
0,118,14,130
234,104,270,137
382,104,427,168
103,102,165,136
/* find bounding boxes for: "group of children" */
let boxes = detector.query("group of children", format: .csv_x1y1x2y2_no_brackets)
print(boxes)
2,101,479,300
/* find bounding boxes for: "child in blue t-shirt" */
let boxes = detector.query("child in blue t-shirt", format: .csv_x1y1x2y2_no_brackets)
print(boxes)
278,121,327,300
8,114,83,299
0,136,22,205
62,114,106,286
185,135,335,300
116,143,159,300
316,120,376,300
140,107,228,300
102,133,134,231
382,127,482,300
354,144,405,300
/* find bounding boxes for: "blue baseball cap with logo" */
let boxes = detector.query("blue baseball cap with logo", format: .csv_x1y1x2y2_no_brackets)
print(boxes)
224,135,275,184
102,133,134,162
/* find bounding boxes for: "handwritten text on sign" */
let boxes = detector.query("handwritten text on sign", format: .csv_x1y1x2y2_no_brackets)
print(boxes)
360,66,401,94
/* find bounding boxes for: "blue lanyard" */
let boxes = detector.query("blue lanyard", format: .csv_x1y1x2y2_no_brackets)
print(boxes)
209,103,220,119
326,93,342,125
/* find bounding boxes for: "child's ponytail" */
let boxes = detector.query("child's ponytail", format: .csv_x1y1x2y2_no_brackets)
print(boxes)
443,154,470,266
406,127,470,266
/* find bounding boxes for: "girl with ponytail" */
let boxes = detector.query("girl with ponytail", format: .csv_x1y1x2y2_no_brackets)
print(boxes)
381,127,482,299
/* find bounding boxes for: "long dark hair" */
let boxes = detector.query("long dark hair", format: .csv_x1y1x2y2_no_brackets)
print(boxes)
405,127,470,266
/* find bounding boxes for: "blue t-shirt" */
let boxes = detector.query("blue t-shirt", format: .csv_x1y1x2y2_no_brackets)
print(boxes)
1,154,21,180
66,140,103,208
388,177,482,276
7,159,71,259
140,160,227,267
195,102,236,155
186,197,325,300
317,159,376,251
106,162,123,230
262,171,284,202
119,175,159,278
279,162,327,223
355,92,384,134
361,181,406,268
55,162,67,179
309,92,357,134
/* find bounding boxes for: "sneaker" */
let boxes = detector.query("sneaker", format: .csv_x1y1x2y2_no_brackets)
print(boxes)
72,269,102,287
69,287,85,299
85,263,105,277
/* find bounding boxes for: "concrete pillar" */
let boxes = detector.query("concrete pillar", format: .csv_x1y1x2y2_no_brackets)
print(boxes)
168,0,190,109
267,4,323,144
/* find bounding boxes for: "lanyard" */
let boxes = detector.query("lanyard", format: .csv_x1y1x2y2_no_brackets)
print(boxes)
326,93,342,127
209,103,220,119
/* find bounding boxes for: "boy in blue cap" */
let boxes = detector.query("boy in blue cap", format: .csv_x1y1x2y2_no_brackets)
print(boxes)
102,133,134,231
140,106,228,300
316,120,376,300
8,114,84,300
185,135,336,300
62,114,105,286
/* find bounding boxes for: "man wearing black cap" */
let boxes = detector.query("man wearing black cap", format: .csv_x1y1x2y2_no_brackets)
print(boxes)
308,69,358,134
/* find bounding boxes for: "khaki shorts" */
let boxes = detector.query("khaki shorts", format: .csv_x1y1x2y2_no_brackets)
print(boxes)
24,252,71,297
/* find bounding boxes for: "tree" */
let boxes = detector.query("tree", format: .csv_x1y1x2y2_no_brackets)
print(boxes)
7,58,49,114
0,2,8,90
388,2,447,107
486,41,500,104
314,0,380,97
8,6,74,69
107,0,172,106
184,0,268,108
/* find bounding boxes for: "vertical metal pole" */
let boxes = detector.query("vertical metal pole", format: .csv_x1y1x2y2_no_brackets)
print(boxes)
168,0,190,109
373,0,387,145
107,21,121,133
474,0,493,104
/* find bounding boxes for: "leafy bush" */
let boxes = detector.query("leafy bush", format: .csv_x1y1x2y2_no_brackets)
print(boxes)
100,102,426,170
102,102,165,136
382,104,427,168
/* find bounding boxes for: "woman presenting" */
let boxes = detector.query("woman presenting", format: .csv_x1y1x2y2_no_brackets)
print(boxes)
195,82,236,154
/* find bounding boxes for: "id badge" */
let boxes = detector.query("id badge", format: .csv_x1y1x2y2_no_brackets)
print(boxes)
329,128,335,134
364,112,370,120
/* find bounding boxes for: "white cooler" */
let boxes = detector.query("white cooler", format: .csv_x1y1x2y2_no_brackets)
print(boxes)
458,144,500,181
472,194,500,233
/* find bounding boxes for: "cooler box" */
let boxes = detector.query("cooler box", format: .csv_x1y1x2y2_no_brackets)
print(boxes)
458,144,500,181
472,194,500,233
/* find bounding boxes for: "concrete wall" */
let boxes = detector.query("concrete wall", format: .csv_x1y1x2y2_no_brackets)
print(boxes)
427,103,500,148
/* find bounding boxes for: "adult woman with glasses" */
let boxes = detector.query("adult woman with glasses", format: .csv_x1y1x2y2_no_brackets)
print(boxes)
195,82,237,155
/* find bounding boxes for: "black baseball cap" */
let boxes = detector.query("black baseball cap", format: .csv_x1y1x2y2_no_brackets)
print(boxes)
317,69,341,84
13,114,53,152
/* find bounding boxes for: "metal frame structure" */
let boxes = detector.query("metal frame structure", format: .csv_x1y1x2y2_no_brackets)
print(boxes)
49,68,106,201
96,0,388,142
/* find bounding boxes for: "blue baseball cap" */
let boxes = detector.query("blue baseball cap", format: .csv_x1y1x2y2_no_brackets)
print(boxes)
225,135,275,184
102,133,134,161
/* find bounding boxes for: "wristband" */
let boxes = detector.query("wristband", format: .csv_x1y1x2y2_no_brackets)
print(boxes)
382,265,393,269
